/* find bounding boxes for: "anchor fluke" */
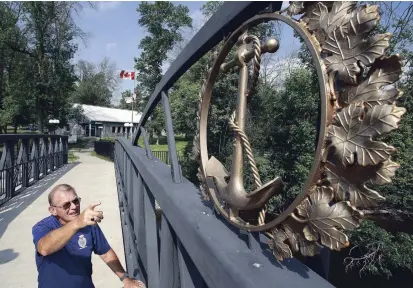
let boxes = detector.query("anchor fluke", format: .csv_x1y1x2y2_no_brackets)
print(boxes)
205,156,283,211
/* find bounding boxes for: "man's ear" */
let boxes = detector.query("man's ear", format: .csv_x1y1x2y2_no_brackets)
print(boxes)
48,206,57,215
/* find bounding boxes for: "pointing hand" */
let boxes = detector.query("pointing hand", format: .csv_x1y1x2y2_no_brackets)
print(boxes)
76,202,104,228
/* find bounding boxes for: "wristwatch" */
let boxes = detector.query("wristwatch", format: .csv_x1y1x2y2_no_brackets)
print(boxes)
119,272,128,282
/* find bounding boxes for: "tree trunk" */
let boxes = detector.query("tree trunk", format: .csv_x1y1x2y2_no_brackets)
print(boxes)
14,123,17,134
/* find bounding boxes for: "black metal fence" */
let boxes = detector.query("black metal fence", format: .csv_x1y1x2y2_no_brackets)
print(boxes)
151,150,183,165
0,134,68,205
95,139,182,165
94,140,115,161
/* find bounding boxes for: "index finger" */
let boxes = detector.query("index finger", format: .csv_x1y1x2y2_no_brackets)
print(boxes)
88,202,101,210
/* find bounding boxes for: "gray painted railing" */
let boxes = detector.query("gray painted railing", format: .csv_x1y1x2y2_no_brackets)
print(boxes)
0,134,68,205
114,137,334,288
114,1,335,287
151,150,183,166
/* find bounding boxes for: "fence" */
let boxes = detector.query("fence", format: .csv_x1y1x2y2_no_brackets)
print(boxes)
151,150,183,165
94,140,115,161
95,139,182,165
115,136,332,288
0,134,68,205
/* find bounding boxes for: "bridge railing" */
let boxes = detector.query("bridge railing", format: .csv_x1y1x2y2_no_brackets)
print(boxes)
114,137,333,288
0,134,68,205
114,1,334,287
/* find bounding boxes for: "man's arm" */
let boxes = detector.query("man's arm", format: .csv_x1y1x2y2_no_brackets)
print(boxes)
99,249,145,288
37,220,79,256
37,202,103,256
99,248,125,278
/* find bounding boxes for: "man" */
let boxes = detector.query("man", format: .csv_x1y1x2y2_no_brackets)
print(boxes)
32,184,145,288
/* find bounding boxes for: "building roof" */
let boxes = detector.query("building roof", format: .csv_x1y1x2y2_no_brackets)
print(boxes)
74,104,141,124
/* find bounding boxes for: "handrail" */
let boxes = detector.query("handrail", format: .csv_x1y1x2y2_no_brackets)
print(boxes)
114,137,334,287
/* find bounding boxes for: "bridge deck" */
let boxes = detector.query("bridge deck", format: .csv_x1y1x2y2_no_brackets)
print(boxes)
0,152,125,288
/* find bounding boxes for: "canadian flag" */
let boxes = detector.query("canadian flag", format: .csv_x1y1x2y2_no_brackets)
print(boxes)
120,70,135,80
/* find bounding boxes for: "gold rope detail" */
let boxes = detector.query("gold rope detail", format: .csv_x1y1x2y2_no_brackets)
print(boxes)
228,111,266,225
246,35,261,96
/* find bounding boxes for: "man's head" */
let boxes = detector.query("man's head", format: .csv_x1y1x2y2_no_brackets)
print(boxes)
48,184,81,224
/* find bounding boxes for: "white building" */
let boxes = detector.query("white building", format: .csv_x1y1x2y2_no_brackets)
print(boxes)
73,104,142,138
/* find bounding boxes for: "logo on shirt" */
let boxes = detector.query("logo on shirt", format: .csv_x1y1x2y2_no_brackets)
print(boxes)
78,234,87,249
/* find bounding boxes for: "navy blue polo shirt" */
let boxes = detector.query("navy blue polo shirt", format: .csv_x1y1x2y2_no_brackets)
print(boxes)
32,215,111,288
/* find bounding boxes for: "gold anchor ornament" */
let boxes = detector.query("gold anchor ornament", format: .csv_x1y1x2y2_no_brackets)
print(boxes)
194,1,406,261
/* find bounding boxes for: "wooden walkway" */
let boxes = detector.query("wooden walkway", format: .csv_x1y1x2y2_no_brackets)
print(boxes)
0,152,125,288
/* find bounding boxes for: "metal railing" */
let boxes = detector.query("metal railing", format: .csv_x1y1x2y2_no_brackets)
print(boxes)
94,139,183,165
0,134,68,205
115,136,333,288
151,150,183,165
114,2,333,287
94,140,115,161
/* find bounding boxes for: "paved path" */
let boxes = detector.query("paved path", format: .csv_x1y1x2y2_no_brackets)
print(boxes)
0,153,125,288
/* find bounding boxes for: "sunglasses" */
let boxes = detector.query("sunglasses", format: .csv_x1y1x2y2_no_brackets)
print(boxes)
52,197,81,210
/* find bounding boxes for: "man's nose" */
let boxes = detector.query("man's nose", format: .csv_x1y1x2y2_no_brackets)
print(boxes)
69,201,77,209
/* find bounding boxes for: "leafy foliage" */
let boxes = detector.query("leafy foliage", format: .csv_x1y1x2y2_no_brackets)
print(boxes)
134,1,192,139
71,58,119,107
0,2,86,132
346,220,413,278
117,90,134,110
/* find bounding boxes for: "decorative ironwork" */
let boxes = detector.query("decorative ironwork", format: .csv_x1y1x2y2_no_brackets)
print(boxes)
194,1,405,261
0,135,68,204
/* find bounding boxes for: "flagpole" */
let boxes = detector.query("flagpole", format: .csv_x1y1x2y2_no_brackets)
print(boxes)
131,69,135,136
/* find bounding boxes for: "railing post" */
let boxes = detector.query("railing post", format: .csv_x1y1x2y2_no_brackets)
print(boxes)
140,127,153,160
49,137,56,171
41,137,48,176
161,91,182,183
0,140,16,199
56,137,62,167
31,137,40,181
62,136,69,164
20,138,30,188
144,186,160,288
160,216,179,288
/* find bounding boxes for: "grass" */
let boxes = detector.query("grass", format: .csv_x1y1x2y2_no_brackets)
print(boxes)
90,151,113,162
68,138,90,150
100,136,189,152
136,137,188,152
137,138,188,152
68,151,79,163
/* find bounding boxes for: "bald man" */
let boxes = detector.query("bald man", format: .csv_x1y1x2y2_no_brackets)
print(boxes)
32,184,145,288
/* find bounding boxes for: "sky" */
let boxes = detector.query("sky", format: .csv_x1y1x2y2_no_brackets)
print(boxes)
72,1,296,105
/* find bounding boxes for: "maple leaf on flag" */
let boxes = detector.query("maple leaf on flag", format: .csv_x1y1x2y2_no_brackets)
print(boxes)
120,70,135,80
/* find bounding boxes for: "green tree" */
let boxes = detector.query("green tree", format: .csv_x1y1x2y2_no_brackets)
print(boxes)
5,2,86,132
134,1,192,141
0,2,37,133
71,58,119,107
117,90,134,110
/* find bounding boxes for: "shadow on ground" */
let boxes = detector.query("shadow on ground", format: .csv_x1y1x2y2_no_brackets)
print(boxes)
0,163,78,242
0,249,19,265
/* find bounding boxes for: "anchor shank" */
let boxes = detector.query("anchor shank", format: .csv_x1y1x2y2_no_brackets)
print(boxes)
230,64,248,186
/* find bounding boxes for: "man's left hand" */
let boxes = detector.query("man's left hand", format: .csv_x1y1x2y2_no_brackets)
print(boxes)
123,277,146,288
